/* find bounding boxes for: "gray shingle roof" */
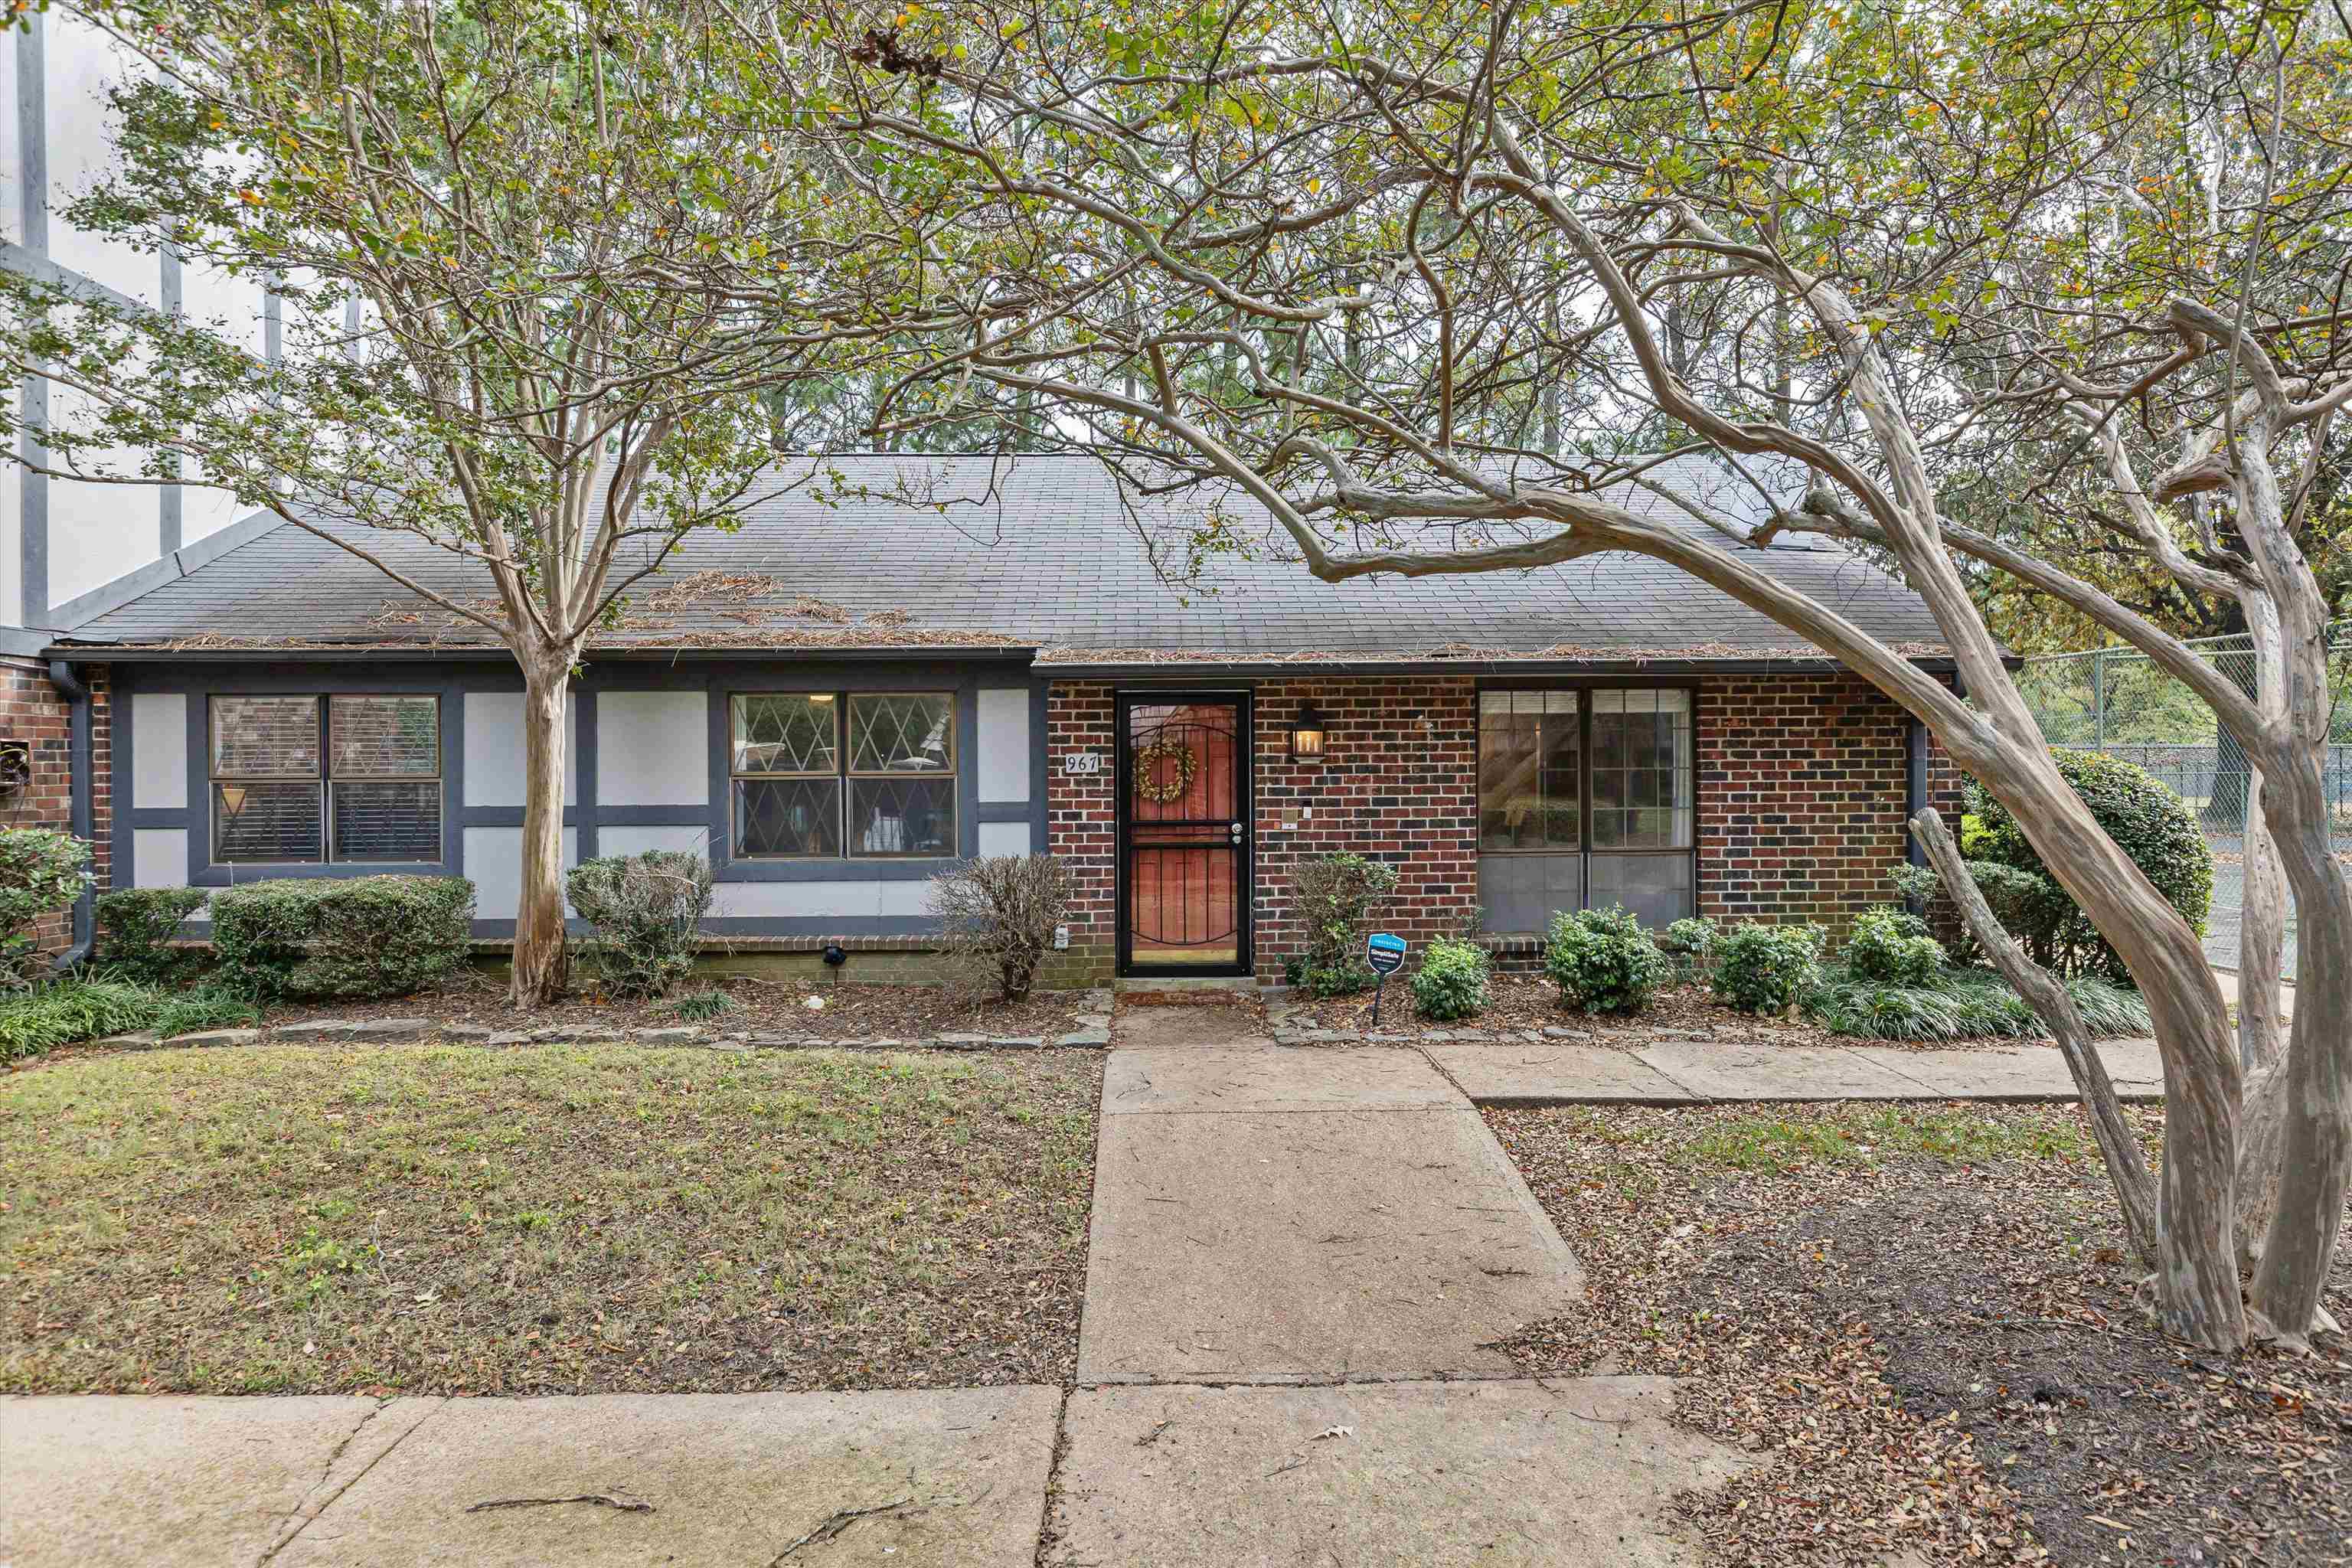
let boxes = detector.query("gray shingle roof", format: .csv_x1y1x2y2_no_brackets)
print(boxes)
60,452,1952,664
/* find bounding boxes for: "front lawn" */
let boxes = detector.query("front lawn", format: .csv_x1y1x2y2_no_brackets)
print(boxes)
1491,1102,2351,1568
1,1043,1099,1395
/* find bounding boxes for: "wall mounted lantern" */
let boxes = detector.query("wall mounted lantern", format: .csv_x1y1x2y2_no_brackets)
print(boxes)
1289,704,1330,760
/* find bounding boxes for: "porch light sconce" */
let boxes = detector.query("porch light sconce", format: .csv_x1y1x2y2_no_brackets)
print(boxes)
1289,705,1330,760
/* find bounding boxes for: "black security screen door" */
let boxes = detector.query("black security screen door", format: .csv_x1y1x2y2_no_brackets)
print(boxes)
1118,694,1251,975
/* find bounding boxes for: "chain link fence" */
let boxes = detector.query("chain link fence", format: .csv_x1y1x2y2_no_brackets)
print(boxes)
2017,626,2352,978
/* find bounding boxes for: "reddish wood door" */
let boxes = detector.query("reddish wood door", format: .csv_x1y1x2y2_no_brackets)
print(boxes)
1119,694,1250,975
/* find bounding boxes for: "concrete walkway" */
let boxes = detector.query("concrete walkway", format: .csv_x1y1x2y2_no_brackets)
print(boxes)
1432,1034,2167,1106
1079,1007,1583,1385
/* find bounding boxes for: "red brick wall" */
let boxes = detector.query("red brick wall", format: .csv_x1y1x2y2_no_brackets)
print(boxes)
0,657,110,957
1251,679,1479,982
1041,681,1117,985
1698,671,1958,938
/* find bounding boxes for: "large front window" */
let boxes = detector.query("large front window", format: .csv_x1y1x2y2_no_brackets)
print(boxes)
731,691,956,858
210,694,443,864
1477,688,1694,930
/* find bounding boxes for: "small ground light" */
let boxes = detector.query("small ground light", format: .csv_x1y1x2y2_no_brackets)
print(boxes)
822,942,847,985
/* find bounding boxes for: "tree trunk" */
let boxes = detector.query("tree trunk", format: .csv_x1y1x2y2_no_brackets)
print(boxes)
2248,750,2352,1347
511,658,573,1007
1912,808,2162,1265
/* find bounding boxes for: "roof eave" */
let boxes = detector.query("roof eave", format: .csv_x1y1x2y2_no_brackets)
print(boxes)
46,641,1044,665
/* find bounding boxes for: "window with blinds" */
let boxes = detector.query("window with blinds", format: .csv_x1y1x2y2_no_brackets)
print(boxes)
210,694,443,864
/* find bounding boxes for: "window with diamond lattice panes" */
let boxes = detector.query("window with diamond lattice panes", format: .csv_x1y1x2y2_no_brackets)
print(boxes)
730,694,842,857
848,694,954,856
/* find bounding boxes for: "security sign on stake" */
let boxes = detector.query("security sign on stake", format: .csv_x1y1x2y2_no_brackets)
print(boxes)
1366,933,1407,1026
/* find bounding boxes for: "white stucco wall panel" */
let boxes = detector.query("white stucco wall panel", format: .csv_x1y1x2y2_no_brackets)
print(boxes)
596,691,709,806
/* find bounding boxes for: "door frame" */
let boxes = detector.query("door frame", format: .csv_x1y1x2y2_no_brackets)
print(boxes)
1114,688,1254,978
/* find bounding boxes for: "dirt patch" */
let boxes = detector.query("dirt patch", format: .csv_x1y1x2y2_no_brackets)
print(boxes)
263,973,1088,1041
1,1044,1100,1396
1490,1102,2352,1566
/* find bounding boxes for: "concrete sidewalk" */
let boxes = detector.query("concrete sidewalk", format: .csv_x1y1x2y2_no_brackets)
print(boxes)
1428,1035,2166,1107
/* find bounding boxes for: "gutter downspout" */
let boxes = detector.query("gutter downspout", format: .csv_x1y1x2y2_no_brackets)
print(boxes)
45,658,94,969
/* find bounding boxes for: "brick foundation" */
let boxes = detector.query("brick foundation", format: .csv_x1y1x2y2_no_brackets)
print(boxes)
0,656,111,959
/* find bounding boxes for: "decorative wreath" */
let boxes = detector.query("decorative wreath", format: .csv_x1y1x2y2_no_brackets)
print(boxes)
1132,738,1198,804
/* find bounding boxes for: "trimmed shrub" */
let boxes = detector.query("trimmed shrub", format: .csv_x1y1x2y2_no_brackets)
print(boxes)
1545,906,1671,1015
0,978,158,1059
1843,905,1945,987
95,887,210,983
1658,916,1718,981
1411,936,1491,1021
1292,852,1399,982
928,854,1073,1001
1968,750,2211,983
1711,922,1825,1014
212,876,475,999
567,851,715,999
0,828,93,980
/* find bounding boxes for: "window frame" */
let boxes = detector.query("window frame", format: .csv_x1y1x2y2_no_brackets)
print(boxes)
1474,683,1698,860
207,693,446,867
728,689,959,861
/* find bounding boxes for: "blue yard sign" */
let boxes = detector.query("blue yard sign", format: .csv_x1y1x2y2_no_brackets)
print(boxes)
1366,932,1407,1026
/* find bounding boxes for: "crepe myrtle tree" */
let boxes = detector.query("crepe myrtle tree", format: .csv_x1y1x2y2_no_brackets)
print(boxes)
799,0,2352,1347
0,0,944,1004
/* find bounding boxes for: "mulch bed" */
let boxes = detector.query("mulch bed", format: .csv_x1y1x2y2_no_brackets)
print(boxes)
2,1043,1101,1396
263,972,1089,1041
1490,1102,2352,1566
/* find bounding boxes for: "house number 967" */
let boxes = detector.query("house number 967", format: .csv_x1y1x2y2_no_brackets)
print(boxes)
1063,752,1104,776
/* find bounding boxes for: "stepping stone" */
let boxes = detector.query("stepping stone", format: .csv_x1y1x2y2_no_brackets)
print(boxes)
1054,1028,1112,1047
270,1020,361,1043
345,1018,427,1042
167,1027,260,1049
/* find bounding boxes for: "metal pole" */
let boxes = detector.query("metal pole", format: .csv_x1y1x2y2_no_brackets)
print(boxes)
2092,648,2105,750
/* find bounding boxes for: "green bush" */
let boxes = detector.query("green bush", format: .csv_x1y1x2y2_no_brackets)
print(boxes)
211,876,474,998
1711,923,1826,1014
0,828,93,979
1843,906,1945,987
1410,936,1491,1021
0,978,158,1059
1292,853,1399,978
1302,959,1378,998
1545,906,1671,1014
1805,967,2151,1043
95,887,210,982
567,851,714,998
1967,750,2211,984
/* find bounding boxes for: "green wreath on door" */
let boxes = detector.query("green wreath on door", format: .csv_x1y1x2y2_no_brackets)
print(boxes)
1132,738,1198,804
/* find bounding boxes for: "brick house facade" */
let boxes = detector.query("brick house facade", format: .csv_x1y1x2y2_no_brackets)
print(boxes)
1035,669,1955,987
0,656,110,959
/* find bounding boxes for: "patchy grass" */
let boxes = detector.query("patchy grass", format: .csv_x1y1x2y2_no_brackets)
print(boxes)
1,1042,1099,1395
1491,1102,2350,1568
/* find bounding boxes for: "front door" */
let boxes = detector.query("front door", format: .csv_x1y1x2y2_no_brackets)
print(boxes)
1118,693,1251,975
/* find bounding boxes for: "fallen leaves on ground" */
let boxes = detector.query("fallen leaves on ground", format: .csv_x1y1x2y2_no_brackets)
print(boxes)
1489,1102,2351,1567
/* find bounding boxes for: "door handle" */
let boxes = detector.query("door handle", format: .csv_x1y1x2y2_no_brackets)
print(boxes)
1230,821,1244,844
